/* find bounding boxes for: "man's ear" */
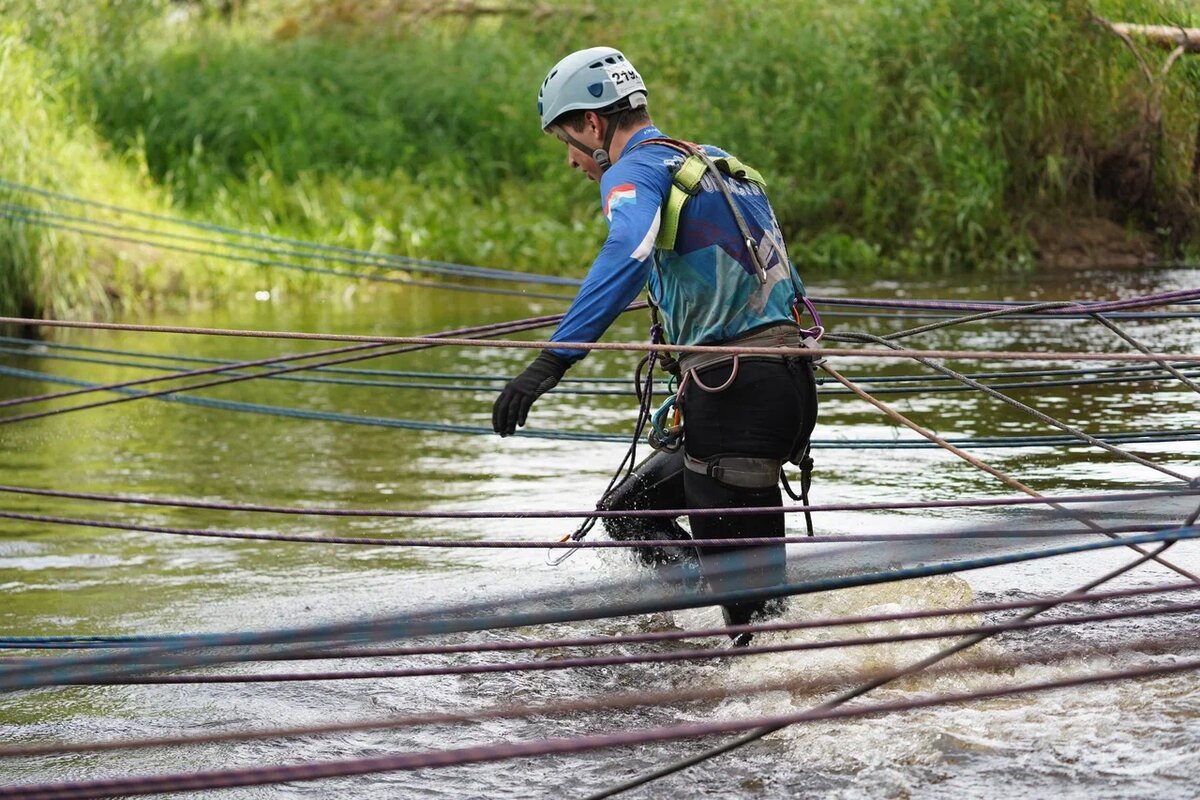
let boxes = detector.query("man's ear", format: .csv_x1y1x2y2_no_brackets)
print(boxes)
585,111,603,138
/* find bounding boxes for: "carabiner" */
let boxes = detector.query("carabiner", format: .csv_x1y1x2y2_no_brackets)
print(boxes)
546,532,583,566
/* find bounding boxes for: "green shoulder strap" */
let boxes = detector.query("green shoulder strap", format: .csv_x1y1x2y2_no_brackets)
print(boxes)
641,142,767,251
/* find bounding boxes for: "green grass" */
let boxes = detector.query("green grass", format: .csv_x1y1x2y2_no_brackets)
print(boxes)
1,0,1198,320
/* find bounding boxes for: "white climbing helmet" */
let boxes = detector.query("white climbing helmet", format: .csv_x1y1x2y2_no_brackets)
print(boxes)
537,46,648,132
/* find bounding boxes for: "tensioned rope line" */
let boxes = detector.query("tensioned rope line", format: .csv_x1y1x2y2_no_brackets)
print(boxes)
7,649,1199,799
1,483,1192,521
817,296,1199,525
1088,309,1200,394
845,335,1195,482
7,339,1199,398
0,309,602,426
0,344,629,397
3,509,1170,550
2,316,1199,364
0,340,407,411
828,303,1197,483
0,201,580,287
44,597,1200,686
0,178,586,286
6,580,1194,655
5,361,1197,449
13,198,1200,323
0,298,622,412
2,628,1194,760
813,287,1200,314
3,527,1196,694
7,179,1200,308
0,206,579,302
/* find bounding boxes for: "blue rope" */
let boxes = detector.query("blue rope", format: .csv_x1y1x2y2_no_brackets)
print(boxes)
3,364,1198,448
7,343,1199,397
0,180,584,286
4,337,1198,398
0,201,581,287
0,206,577,302
4,181,1200,319
0,524,1196,692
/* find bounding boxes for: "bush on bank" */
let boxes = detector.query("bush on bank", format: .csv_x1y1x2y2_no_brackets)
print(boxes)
1,0,1197,320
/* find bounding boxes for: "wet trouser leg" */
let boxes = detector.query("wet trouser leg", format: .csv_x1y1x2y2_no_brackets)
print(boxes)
681,357,818,626
600,448,694,569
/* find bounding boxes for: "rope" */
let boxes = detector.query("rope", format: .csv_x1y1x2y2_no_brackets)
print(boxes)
5,653,1199,799
2,526,1196,694
4,316,1200,365
0,205,578,302
810,287,1200,314
7,338,1199,396
0,309,585,427
25,507,1159,548
0,201,581,286
841,333,1196,483
0,179,584,284
38,597,1200,686
822,363,1200,580
1,628,1192,760
1,482,1192,521
5,580,1193,654
5,361,1198,449
4,178,1196,310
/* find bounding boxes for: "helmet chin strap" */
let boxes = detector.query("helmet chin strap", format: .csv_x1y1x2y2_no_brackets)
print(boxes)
593,110,626,172
556,111,627,174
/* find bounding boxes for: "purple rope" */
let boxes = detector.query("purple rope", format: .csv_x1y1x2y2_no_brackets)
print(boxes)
0,509,1174,549
0,311,579,427
0,630,1189,761
1,484,1194,520
6,580,1196,657
5,656,1199,798
48,597,1200,686
128,580,1200,660
814,287,1200,314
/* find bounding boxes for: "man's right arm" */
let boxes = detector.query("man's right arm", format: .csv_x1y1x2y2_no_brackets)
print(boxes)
547,166,665,362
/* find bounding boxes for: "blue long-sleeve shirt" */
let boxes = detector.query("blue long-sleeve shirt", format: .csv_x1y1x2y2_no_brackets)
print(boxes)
549,125,804,362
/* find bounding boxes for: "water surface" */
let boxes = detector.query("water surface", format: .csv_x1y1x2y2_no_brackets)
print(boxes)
1,267,1198,798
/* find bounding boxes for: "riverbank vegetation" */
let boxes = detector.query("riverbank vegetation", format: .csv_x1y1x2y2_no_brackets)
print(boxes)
1,0,1197,320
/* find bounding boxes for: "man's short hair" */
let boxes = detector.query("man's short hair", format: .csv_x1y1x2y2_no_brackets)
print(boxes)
557,105,651,133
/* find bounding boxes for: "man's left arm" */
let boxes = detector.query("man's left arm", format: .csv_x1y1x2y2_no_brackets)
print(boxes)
492,163,665,436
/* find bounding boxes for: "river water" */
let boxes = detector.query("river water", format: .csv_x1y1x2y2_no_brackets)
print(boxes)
1,266,1198,798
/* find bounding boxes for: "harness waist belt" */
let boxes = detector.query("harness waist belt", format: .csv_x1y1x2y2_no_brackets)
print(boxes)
676,323,803,376
684,453,782,489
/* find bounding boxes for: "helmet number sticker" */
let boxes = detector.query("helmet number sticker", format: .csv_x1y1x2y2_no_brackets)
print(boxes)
605,65,643,89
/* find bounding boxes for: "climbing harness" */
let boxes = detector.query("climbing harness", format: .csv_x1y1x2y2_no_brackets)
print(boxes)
682,454,782,489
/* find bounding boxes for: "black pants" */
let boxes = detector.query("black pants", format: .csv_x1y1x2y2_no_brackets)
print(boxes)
602,356,818,625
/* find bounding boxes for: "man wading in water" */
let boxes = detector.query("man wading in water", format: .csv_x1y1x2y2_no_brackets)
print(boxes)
493,47,818,645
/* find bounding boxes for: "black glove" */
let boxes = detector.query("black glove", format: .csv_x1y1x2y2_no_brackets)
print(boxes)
492,351,571,437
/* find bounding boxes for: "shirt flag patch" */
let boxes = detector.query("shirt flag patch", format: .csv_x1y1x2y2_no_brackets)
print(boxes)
604,183,637,221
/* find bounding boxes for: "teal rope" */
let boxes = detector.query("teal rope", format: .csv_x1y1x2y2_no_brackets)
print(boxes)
2,364,1198,449
0,206,577,302
0,180,584,286
1,524,1196,692
4,337,1197,397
